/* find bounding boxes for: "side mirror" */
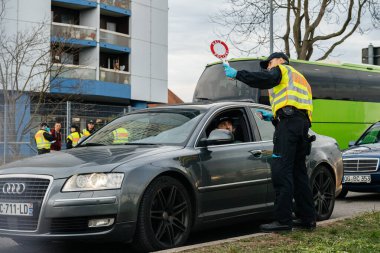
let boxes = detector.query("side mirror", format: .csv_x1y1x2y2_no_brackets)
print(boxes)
348,141,356,147
200,129,234,147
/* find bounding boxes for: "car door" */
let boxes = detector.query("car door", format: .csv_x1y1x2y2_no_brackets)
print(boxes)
248,106,276,206
197,107,270,220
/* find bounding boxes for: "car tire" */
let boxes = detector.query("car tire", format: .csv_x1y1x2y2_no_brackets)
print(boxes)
133,176,193,252
311,166,335,221
337,188,348,199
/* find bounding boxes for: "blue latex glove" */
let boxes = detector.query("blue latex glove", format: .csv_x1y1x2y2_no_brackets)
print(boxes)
223,63,237,78
256,109,273,121
45,127,50,133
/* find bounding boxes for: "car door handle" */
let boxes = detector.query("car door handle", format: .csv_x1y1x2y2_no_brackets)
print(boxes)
250,150,262,158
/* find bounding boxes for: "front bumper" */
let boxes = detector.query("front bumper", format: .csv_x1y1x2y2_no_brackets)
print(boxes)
1,221,136,242
0,175,136,243
342,173,380,192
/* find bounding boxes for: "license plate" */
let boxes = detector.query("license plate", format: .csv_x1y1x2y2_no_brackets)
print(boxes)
343,175,371,183
0,202,33,216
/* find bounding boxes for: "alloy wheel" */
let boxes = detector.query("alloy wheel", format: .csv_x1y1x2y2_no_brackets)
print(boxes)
312,167,335,220
150,185,190,247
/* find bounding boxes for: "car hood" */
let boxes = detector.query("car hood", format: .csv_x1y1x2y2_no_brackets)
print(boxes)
343,144,380,157
0,145,182,178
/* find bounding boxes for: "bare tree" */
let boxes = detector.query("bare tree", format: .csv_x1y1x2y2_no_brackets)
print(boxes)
0,0,81,162
212,0,380,60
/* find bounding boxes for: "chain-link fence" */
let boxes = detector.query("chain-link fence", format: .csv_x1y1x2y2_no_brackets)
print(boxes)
0,101,131,165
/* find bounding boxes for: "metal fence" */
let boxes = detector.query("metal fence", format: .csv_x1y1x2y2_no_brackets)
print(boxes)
0,101,131,165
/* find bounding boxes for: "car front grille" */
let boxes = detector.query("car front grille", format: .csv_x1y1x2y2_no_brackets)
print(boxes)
343,158,379,172
50,216,115,234
0,176,52,231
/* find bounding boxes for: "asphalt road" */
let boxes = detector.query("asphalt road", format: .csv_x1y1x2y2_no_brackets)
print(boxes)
0,192,379,253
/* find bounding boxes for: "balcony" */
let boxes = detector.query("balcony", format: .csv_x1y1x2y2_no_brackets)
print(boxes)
51,22,97,47
51,64,97,80
100,67,130,84
51,0,97,10
50,65,131,101
99,29,130,53
100,0,131,17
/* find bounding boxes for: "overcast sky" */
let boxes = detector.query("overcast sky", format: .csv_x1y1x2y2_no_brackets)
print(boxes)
167,0,380,102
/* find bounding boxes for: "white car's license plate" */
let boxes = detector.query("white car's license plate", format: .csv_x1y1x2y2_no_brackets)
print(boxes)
343,175,371,183
0,202,33,216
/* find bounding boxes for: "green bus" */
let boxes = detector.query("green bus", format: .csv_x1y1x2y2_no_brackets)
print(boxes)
193,58,380,149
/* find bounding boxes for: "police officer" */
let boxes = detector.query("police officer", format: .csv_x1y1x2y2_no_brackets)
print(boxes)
83,120,95,137
66,125,83,149
112,127,129,144
223,52,316,232
35,123,54,155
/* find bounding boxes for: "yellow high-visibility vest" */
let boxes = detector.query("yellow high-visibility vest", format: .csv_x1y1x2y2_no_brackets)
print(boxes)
35,130,51,150
112,128,129,144
67,132,82,147
83,129,91,137
269,64,313,121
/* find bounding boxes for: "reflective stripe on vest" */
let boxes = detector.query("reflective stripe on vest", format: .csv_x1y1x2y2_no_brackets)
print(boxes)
67,132,82,147
268,65,313,121
35,130,51,150
113,128,129,144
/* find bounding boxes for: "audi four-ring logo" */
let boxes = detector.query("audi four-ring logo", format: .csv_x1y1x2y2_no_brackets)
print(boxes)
2,183,26,194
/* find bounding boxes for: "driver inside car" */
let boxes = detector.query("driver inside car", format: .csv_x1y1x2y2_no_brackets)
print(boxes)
208,117,238,143
214,117,235,133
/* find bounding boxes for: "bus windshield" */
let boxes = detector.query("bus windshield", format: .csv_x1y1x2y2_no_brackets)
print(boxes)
193,61,259,103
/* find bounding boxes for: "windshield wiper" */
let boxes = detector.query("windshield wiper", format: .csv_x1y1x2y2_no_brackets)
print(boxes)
195,97,212,101
124,143,161,145
80,143,106,147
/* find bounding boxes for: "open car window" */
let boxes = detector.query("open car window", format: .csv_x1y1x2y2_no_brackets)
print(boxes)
200,108,252,146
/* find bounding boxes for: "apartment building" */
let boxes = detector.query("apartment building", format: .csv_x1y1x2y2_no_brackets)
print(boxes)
0,0,168,161
2,0,168,103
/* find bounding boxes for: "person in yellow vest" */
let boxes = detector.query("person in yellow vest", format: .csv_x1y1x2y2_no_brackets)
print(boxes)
35,123,54,155
66,125,83,149
223,52,315,232
112,127,129,144
83,119,95,137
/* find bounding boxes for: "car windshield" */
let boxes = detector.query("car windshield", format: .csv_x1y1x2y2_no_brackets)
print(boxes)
357,124,380,145
82,109,205,146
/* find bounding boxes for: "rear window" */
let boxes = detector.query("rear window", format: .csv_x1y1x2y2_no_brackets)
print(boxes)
250,107,274,141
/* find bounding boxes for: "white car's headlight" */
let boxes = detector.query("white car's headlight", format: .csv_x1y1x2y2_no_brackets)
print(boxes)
62,173,124,192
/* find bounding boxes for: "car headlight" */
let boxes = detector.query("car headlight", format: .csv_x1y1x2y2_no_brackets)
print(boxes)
62,173,124,192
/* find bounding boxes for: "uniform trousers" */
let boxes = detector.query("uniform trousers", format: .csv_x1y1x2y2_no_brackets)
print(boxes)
271,110,316,225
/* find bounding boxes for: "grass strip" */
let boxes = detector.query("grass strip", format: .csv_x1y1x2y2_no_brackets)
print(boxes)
187,211,380,253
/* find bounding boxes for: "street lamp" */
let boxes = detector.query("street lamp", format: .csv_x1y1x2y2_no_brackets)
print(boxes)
269,0,273,54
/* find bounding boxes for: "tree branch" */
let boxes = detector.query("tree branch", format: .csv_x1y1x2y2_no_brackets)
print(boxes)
312,0,355,43
316,0,366,60
283,0,292,57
